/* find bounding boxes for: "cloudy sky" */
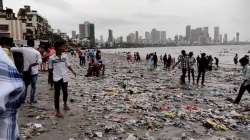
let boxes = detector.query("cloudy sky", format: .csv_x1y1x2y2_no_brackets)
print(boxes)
4,0,250,41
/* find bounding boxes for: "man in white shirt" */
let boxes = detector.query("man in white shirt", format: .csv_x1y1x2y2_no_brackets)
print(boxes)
0,46,25,140
234,56,250,104
11,40,42,104
49,41,76,117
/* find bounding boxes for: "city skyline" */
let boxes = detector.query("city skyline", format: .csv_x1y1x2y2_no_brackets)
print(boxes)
4,0,250,41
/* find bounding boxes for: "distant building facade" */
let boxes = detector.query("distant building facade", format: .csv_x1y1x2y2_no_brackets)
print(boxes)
223,34,228,44
0,7,26,41
72,30,76,39
18,5,52,40
236,32,240,43
151,28,160,44
108,29,113,42
214,26,220,43
127,33,136,43
160,31,167,44
135,31,139,43
145,31,151,44
186,25,191,42
79,21,95,47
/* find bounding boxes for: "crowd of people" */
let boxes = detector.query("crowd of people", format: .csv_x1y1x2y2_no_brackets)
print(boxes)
0,36,250,139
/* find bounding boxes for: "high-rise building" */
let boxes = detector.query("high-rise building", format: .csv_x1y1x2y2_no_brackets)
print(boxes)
223,34,228,44
191,28,202,44
108,29,113,42
219,34,223,44
127,33,136,43
100,35,104,43
201,27,209,44
135,31,139,43
186,25,191,42
145,32,151,44
0,0,3,11
214,26,220,43
151,28,160,44
236,32,240,43
72,31,76,39
160,31,167,43
79,21,95,47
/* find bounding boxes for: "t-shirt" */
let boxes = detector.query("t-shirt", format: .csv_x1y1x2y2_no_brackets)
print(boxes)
178,55,188,69
49,53,70,82
188,57,196,69
11,47,42,75
243,65,250,86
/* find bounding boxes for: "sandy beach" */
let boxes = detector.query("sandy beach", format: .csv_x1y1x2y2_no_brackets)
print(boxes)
19,53,250,140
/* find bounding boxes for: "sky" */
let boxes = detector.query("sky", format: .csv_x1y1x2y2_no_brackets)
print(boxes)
4,0,250,41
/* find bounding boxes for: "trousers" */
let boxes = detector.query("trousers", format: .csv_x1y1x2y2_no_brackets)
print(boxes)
54,79,68,111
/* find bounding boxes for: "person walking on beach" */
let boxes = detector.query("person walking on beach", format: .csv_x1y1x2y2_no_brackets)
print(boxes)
197,53,208,86
167,54,172,69
234,54,238,65
233,56,250,104
207,55,213,71
79,48,86,66
11,40,42,104
173,50,189,85
0,46,25,140
49,41,76,117
153,52,158,68
214,57,219,68
188,52,196,85
163,53,167,68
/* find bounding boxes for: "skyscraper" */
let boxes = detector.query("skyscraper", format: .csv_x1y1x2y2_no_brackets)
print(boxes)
0,0,3,11
236,32,240,43
100,35,104,44
160,31,167,43
186,25,191,42
201,27,209,44
151,29,160,44
145,32,151,44
79,21,95,47
219,34,223,44
108,29,113,42
223,34,228,44
127,33,136,43
135,31,139,43
214,27,220,43
72,31,76,39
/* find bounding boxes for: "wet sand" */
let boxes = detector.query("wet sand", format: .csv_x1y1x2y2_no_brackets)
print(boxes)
19,53,250,140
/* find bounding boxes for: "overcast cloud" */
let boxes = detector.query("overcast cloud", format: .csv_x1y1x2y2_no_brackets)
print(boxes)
4,0,250,41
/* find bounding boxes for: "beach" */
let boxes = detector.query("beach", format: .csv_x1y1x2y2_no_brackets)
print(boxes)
19,53,250,140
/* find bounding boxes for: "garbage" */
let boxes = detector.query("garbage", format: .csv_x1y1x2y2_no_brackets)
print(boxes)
94,132,103,138
203,119,229,131
126,133,137,140
19,51,249,139
22,123,46,138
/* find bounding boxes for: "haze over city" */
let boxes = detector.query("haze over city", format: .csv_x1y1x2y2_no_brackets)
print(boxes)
4,0,250,41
